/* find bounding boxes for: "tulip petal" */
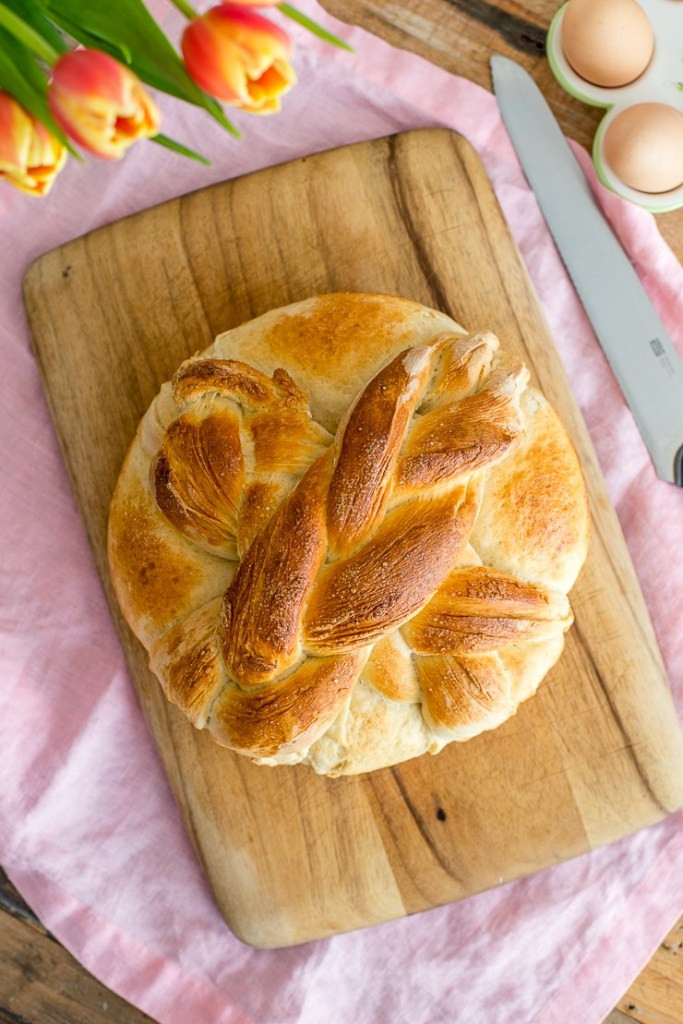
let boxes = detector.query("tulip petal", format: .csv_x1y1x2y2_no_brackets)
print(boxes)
0,91,66,196
182,5,296,113
0,93,30,177
49,50,161,160
245,60,297,114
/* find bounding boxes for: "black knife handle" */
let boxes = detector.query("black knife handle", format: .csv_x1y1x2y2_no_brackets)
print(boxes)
675,444,683,488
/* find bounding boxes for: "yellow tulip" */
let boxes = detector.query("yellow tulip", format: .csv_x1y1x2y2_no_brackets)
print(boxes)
0,92,66,196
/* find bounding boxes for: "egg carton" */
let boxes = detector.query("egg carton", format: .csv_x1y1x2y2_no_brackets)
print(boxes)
547,0,683,212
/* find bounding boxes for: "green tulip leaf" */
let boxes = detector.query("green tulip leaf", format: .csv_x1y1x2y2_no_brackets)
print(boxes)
38,0,238,136
0,0,67,55
152,133,211,165
278,3,353,51
36,13,135,66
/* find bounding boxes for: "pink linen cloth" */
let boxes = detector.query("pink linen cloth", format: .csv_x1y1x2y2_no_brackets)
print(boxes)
1,3,682,1023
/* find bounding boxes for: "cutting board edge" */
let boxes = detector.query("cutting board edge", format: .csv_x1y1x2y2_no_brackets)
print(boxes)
22,128,683,949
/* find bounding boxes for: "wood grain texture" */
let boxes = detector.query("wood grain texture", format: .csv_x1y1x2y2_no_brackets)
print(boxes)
0,872,153,1024
22,130,683,949
319,0,683,259
616,918,683,1024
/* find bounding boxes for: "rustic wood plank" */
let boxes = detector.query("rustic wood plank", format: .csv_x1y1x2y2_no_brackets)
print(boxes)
0,869,152,1022
22,129,683,949
616,919,683,1024
0,907,152,1024
319,0,683,260
606,1011,641,1024
0,870,43,934
321,0,602,149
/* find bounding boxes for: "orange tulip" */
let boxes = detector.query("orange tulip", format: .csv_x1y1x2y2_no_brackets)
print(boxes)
182,5,296,114
0,92,66,196
48,50,160,160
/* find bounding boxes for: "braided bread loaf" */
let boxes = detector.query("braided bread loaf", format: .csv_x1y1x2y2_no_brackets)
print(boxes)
108,293,588,775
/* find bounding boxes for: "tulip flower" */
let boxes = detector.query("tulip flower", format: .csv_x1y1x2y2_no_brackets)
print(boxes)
0,92,66,196
48,49,161,160
182,5,296,114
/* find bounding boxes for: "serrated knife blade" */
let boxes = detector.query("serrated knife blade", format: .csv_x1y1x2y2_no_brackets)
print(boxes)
491,55,683,487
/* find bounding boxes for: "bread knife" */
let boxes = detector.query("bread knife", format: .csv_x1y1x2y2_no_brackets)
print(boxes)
490,55,683,487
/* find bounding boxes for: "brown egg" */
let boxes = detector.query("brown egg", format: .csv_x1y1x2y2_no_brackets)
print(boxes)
562,0,654,87
604,103,683,193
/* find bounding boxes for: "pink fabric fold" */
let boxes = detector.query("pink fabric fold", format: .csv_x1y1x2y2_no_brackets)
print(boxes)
1,4,681,1023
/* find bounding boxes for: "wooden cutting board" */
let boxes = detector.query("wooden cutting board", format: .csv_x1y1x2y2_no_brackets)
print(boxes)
23,129,683,949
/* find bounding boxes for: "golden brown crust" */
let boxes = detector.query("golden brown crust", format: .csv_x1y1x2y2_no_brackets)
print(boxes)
417,653,514,738
210,649,367,757
304,483,480,652
207,293,468,432
249,406,330,476
152,408,244,556
402,566,572,655
108,445,235,648
326,346,432,557
108,293,589,775
423,332,495,409
173,358,307,409
149,598,225,728
236,480,285,556
397,358,528,491
470,389,589,592
362,633,421,703
221,453,332,687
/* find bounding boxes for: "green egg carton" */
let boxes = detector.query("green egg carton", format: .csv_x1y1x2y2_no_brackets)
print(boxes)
547,0,683,212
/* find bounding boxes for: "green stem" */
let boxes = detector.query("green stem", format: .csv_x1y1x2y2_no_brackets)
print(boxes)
278,3,353,51
0,2,59,64
167,0,199,19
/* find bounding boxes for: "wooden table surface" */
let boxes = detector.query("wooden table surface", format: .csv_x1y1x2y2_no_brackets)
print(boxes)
3,1,682,1022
